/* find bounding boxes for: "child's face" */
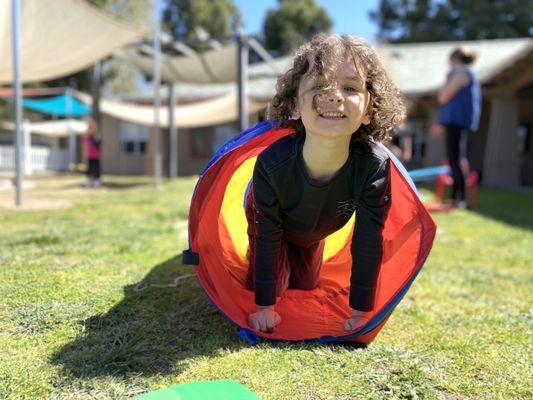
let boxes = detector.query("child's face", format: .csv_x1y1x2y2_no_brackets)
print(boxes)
296,57,371,141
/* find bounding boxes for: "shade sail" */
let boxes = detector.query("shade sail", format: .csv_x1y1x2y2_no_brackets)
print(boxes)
118,44,238,84
4,93,91,117
76,91,266,128
0,0,144,84
119,44,288,84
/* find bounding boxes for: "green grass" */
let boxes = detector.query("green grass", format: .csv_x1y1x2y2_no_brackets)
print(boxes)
0,175,531,399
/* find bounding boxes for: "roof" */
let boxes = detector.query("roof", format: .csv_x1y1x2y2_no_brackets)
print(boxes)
378,37,533,95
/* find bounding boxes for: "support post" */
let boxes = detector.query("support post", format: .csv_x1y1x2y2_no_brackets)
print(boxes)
66,88,77,167
482,95,521,188
168,84,178,178
12,0,23,206
237,28,248,131
91,63,101,124
153,18,162,187
22,119,32,176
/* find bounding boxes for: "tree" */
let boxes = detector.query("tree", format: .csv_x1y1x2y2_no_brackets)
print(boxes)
87,0,152,27
263,0,333,56
370,0,533,43
89,0,152,96
162,0,241,49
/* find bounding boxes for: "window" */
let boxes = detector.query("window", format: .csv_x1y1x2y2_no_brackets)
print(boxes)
120,122,149,155
213,123,237,153
190,128,213,158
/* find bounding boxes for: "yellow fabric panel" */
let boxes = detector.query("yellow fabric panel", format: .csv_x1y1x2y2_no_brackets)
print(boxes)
221,157,257,262
323,214,355,261
221,156,355,264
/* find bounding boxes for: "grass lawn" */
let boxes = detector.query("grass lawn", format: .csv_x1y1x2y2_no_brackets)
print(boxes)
0,175,531,399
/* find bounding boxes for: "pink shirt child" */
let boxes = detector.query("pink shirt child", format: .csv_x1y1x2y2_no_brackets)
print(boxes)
84,135,101,160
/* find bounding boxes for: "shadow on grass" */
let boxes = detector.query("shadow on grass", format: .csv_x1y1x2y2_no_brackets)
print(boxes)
51,255,245,378
53,181,149,191
100,181,152,190
472,188,533,231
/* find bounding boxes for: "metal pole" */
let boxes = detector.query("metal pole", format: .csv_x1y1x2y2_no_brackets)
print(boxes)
66,88,76,166
12,0,23,206
23,119,31,176
168,83,178,178
237,28,248,131
246,37,281,74
153,18,162,187
91,63,101,124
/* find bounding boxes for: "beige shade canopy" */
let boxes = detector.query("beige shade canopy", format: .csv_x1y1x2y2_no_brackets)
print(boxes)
0,0,144,84
118,42,287,84
76,91,266,128
118,44,239,84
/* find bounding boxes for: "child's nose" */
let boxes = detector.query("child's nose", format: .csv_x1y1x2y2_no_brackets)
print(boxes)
325,89,343,103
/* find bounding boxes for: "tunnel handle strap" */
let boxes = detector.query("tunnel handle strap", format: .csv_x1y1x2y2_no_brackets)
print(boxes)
182,249,199,265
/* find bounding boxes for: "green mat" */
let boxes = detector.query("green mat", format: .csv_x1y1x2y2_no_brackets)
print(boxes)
132,379,260,400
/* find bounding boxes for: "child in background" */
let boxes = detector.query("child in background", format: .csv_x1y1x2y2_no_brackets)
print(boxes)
245,34,406,333
83,120,102,188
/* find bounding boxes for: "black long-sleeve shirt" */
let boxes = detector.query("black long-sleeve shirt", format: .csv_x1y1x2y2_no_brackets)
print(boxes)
252,133,391,311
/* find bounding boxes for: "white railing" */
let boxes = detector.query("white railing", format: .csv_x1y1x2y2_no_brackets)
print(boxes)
0,145,69,172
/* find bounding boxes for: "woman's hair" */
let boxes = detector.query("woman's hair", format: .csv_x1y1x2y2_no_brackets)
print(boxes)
450,46,478,65
269,34,406,142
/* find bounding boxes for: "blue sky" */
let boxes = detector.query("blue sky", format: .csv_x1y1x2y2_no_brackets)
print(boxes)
235,0,380,42
156,0,380,43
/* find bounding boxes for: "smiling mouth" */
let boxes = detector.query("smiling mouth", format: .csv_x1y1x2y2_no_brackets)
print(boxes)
318,111,346,119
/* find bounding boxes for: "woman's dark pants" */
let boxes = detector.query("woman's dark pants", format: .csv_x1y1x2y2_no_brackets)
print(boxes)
445,124,472,202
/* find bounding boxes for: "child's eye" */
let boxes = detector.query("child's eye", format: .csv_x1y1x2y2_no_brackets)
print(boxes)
344,86,358,93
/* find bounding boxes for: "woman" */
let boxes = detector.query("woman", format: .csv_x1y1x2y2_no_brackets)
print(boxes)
431,47,481,208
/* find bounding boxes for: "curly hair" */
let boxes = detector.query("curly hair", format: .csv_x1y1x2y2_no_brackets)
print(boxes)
269,34,406,142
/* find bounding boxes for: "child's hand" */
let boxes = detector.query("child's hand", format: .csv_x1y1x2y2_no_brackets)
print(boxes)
249,306,281,332
343,309,372,331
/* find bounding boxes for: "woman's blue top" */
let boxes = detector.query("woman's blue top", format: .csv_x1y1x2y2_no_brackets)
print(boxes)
438,66,481,132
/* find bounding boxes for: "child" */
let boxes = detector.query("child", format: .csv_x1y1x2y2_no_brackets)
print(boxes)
245,34,406,333
83,120,102,188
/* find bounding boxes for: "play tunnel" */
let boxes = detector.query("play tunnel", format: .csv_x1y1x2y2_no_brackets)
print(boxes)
183,121,437,344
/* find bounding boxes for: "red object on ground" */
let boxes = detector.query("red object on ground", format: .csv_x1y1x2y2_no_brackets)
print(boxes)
434,159,479,208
